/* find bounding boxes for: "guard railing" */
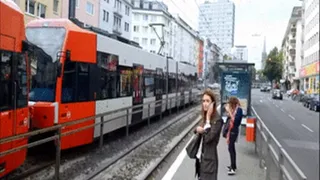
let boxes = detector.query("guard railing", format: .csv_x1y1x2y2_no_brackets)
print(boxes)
0,93,202,180
254,109,307,180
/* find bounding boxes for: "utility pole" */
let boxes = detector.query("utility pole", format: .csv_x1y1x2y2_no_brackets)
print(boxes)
149,23,165,56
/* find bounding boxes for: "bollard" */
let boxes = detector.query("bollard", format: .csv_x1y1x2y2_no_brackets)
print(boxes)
99,116,104,148
169,98,172,115
148,104,150,126
246,117,256,142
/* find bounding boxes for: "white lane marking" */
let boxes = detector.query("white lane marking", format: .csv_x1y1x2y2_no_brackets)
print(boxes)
251,106,262,121
275,105,279,108
260,100,263,103
288,114,296,120
162,129,195,180
280,109,285,112
301,124,314,133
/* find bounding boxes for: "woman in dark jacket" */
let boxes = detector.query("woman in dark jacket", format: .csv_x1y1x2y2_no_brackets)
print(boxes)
225,96,243,175
195,89,223,180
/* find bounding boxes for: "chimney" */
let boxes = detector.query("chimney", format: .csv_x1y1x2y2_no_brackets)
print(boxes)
69,0,76,19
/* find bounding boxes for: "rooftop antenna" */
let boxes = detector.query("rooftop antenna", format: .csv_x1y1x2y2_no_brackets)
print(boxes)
149,23,165,55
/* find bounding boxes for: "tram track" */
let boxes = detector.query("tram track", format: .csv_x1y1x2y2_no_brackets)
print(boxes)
84,108,200,180
1,103,200,180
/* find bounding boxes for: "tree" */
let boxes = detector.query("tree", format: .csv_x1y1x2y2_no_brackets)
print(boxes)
223,54,232,61
251,67,257,82
262,47,284,86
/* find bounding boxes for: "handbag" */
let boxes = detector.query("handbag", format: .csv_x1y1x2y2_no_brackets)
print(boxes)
185,133,202,159
222,117,230,138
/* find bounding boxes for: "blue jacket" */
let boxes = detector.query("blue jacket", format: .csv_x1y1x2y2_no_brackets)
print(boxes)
230,107,243,134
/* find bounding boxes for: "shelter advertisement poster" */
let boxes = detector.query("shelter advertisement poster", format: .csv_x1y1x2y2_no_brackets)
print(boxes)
221,71,250,115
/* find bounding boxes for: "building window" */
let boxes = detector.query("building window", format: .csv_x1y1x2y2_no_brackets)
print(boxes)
114,16,121,28
53,0,59,13
76,0,79,8
143,26,148,33
151,15,157,22
133,37,139,43
25,0,35,14
125,5,130,15
124,22,129,32
133,25,139,32
37,3,46,18
143,14,148,20
150,39,156,45
134,14,139,20
114,0,121,10
142,38,148,45
86,1,94,15
103,10,109,22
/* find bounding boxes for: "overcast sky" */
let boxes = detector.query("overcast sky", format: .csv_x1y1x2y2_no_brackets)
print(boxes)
161,0,302,53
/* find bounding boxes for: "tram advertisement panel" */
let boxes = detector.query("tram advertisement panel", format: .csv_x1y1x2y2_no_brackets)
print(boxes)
221,71,250,115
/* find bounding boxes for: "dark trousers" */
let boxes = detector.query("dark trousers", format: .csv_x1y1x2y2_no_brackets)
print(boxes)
228,133,238,170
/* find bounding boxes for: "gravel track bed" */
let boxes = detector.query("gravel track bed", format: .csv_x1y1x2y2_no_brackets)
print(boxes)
20,105,199,180
91,111,199,180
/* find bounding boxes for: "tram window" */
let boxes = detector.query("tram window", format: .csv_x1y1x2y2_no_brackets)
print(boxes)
77,63,90,101
97,69,108,100
144,76,154,97
0,51,12,110
106,72,118,98
97,51,119,99
168,77,176,93
62,61,76,103
16,53,28,107
120,69,132,97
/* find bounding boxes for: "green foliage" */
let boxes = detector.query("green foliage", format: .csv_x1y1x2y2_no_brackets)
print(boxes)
262,47,284,83
223,54,232,60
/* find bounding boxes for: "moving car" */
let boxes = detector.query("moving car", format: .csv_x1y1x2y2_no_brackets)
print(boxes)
272,89,283,100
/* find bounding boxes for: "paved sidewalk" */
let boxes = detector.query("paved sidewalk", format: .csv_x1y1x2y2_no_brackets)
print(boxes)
162,132,266,180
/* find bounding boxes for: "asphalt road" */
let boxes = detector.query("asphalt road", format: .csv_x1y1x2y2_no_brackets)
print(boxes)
251,89,319,180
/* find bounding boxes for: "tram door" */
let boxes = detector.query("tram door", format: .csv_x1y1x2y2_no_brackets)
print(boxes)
155,68,163,116
131,64,143,124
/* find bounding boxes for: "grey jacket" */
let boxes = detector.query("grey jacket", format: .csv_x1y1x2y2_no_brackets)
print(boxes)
200,113,223,180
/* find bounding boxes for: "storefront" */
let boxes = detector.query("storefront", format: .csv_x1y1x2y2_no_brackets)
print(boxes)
300,61,320,94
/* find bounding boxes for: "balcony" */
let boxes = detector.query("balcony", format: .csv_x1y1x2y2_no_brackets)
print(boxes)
113,7,123,17
289,49,296,56
289,61,295,67
291,25,297,33
290,39,296,44
113,25,122,35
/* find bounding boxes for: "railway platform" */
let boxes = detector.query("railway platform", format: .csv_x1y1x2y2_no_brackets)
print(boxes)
161,129,266,180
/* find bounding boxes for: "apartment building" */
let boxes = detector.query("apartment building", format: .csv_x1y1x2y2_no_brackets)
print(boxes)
198,0,235,55
300,0,319,93
61,0,99,27
99,0,133,39
131,0,172,56
13,0,62,24
281,6,302,89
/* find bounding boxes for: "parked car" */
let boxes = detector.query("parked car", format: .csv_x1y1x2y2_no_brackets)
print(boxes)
272,89,283,100
308,95,320,111
266,86,271,92
260,86,267,92
303,94,317,108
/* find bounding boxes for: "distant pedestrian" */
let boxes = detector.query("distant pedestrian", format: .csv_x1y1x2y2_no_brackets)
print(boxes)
194,89,223,180
224,96,243,175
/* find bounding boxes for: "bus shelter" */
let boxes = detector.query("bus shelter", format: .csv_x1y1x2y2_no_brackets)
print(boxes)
217,61,255,118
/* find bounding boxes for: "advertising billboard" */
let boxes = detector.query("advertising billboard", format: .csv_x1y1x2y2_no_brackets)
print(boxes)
221,71,250,115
